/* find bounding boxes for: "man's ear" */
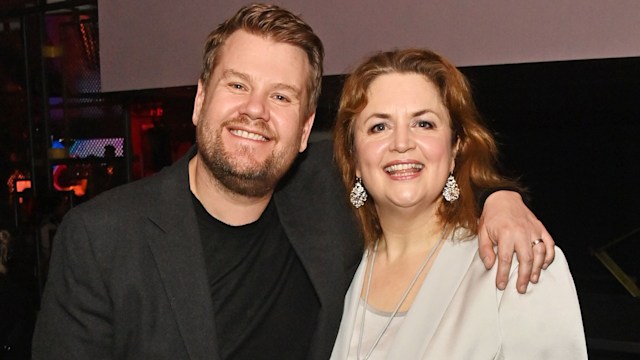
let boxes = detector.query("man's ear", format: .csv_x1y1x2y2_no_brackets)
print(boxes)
192,80,206,126
298,112,316,152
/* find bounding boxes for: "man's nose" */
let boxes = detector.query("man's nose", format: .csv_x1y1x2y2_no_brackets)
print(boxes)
239,91,269,121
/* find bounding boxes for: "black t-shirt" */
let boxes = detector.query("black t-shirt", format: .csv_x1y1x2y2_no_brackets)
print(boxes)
193,195,320,359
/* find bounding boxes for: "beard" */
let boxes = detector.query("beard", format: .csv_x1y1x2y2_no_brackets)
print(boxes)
196,115,300,198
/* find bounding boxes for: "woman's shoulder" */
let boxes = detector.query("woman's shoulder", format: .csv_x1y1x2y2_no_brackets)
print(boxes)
496,245,587,358
507,245,572,283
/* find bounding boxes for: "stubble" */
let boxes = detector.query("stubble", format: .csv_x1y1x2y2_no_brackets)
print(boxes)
196,115,299,198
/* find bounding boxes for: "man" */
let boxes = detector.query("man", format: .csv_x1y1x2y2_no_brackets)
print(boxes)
32,4,554,360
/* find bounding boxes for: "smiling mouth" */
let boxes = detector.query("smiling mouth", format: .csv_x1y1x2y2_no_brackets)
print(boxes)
384,163,424,174
229,129,269,142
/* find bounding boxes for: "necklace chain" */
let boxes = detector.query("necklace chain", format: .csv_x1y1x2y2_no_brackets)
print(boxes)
356,226,448,360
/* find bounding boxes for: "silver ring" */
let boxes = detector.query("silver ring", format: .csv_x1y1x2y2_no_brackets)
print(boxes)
531,238,544,247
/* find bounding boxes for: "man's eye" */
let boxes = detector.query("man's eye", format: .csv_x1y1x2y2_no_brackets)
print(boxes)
230,83,245,90
274,94,290,102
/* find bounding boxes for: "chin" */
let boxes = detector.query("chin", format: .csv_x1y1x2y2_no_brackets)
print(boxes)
390,194,439,209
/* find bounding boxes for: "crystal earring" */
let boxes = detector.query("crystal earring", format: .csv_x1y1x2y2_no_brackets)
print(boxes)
350,177,368,208
442,173,460,203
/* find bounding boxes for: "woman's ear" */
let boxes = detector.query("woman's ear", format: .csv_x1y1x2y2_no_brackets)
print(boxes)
450,137,461,172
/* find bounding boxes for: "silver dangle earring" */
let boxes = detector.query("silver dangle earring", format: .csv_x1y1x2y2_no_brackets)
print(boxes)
350,177,368,208
443,173,460,203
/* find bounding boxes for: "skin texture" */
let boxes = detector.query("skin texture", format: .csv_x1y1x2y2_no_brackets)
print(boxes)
189,30,315,226
354,74,456,219
479,191,555,293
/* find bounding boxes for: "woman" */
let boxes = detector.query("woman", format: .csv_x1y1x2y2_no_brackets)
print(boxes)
331,49,587,359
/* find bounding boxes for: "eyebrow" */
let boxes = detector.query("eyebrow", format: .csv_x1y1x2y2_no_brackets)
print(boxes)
221,69,250,83
365,109,434,121
222,69,302,97
273,83,302,97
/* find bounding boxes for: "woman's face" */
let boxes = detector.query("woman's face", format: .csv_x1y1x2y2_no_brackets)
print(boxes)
353,72,457,214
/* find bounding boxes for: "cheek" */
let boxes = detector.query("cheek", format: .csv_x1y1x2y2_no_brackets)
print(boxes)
273,106,307,137
353,138,381,171
207,89,242,115
277,121,305,147
424,138,454,162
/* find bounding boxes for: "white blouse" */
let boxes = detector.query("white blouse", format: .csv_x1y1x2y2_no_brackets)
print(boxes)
331,237,587,360
345,300,407,360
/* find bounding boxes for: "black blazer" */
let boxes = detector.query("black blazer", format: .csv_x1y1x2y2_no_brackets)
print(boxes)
32,141,363,360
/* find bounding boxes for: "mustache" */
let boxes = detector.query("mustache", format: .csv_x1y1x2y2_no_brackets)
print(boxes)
220,115,275,140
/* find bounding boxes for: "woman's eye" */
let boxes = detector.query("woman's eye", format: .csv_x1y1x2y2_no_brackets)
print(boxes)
371,123,387,132
416,120,434,128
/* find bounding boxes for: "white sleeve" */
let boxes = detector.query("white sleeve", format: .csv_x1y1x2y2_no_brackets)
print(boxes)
498,247,588,359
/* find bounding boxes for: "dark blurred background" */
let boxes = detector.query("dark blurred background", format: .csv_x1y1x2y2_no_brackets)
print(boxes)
1,1,638,359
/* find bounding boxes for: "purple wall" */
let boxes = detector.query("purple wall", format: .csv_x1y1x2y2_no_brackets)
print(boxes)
99,0,640,92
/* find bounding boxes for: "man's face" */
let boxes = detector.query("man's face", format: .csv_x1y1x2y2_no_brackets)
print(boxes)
192,30,315,198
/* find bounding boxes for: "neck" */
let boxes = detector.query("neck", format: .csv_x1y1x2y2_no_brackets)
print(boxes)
189,155,273,225
376,204,445,261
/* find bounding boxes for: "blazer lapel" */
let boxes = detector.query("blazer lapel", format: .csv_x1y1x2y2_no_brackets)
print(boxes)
273,143,363,360
275,188,356,360
145,149,220,360
386,238,478,358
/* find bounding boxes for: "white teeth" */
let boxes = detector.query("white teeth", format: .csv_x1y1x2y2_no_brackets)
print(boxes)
230,129,268,141
384,163,424,173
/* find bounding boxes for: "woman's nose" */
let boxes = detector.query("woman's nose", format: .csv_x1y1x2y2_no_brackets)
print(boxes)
390,126,414,152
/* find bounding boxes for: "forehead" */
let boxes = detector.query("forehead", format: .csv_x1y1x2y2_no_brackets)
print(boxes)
214,30,310,89
365,73,444,110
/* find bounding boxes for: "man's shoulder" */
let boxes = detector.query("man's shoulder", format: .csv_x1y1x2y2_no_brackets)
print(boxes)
289,139,335,178
277,139,340,194
71,158,187,219
303,139,334,166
